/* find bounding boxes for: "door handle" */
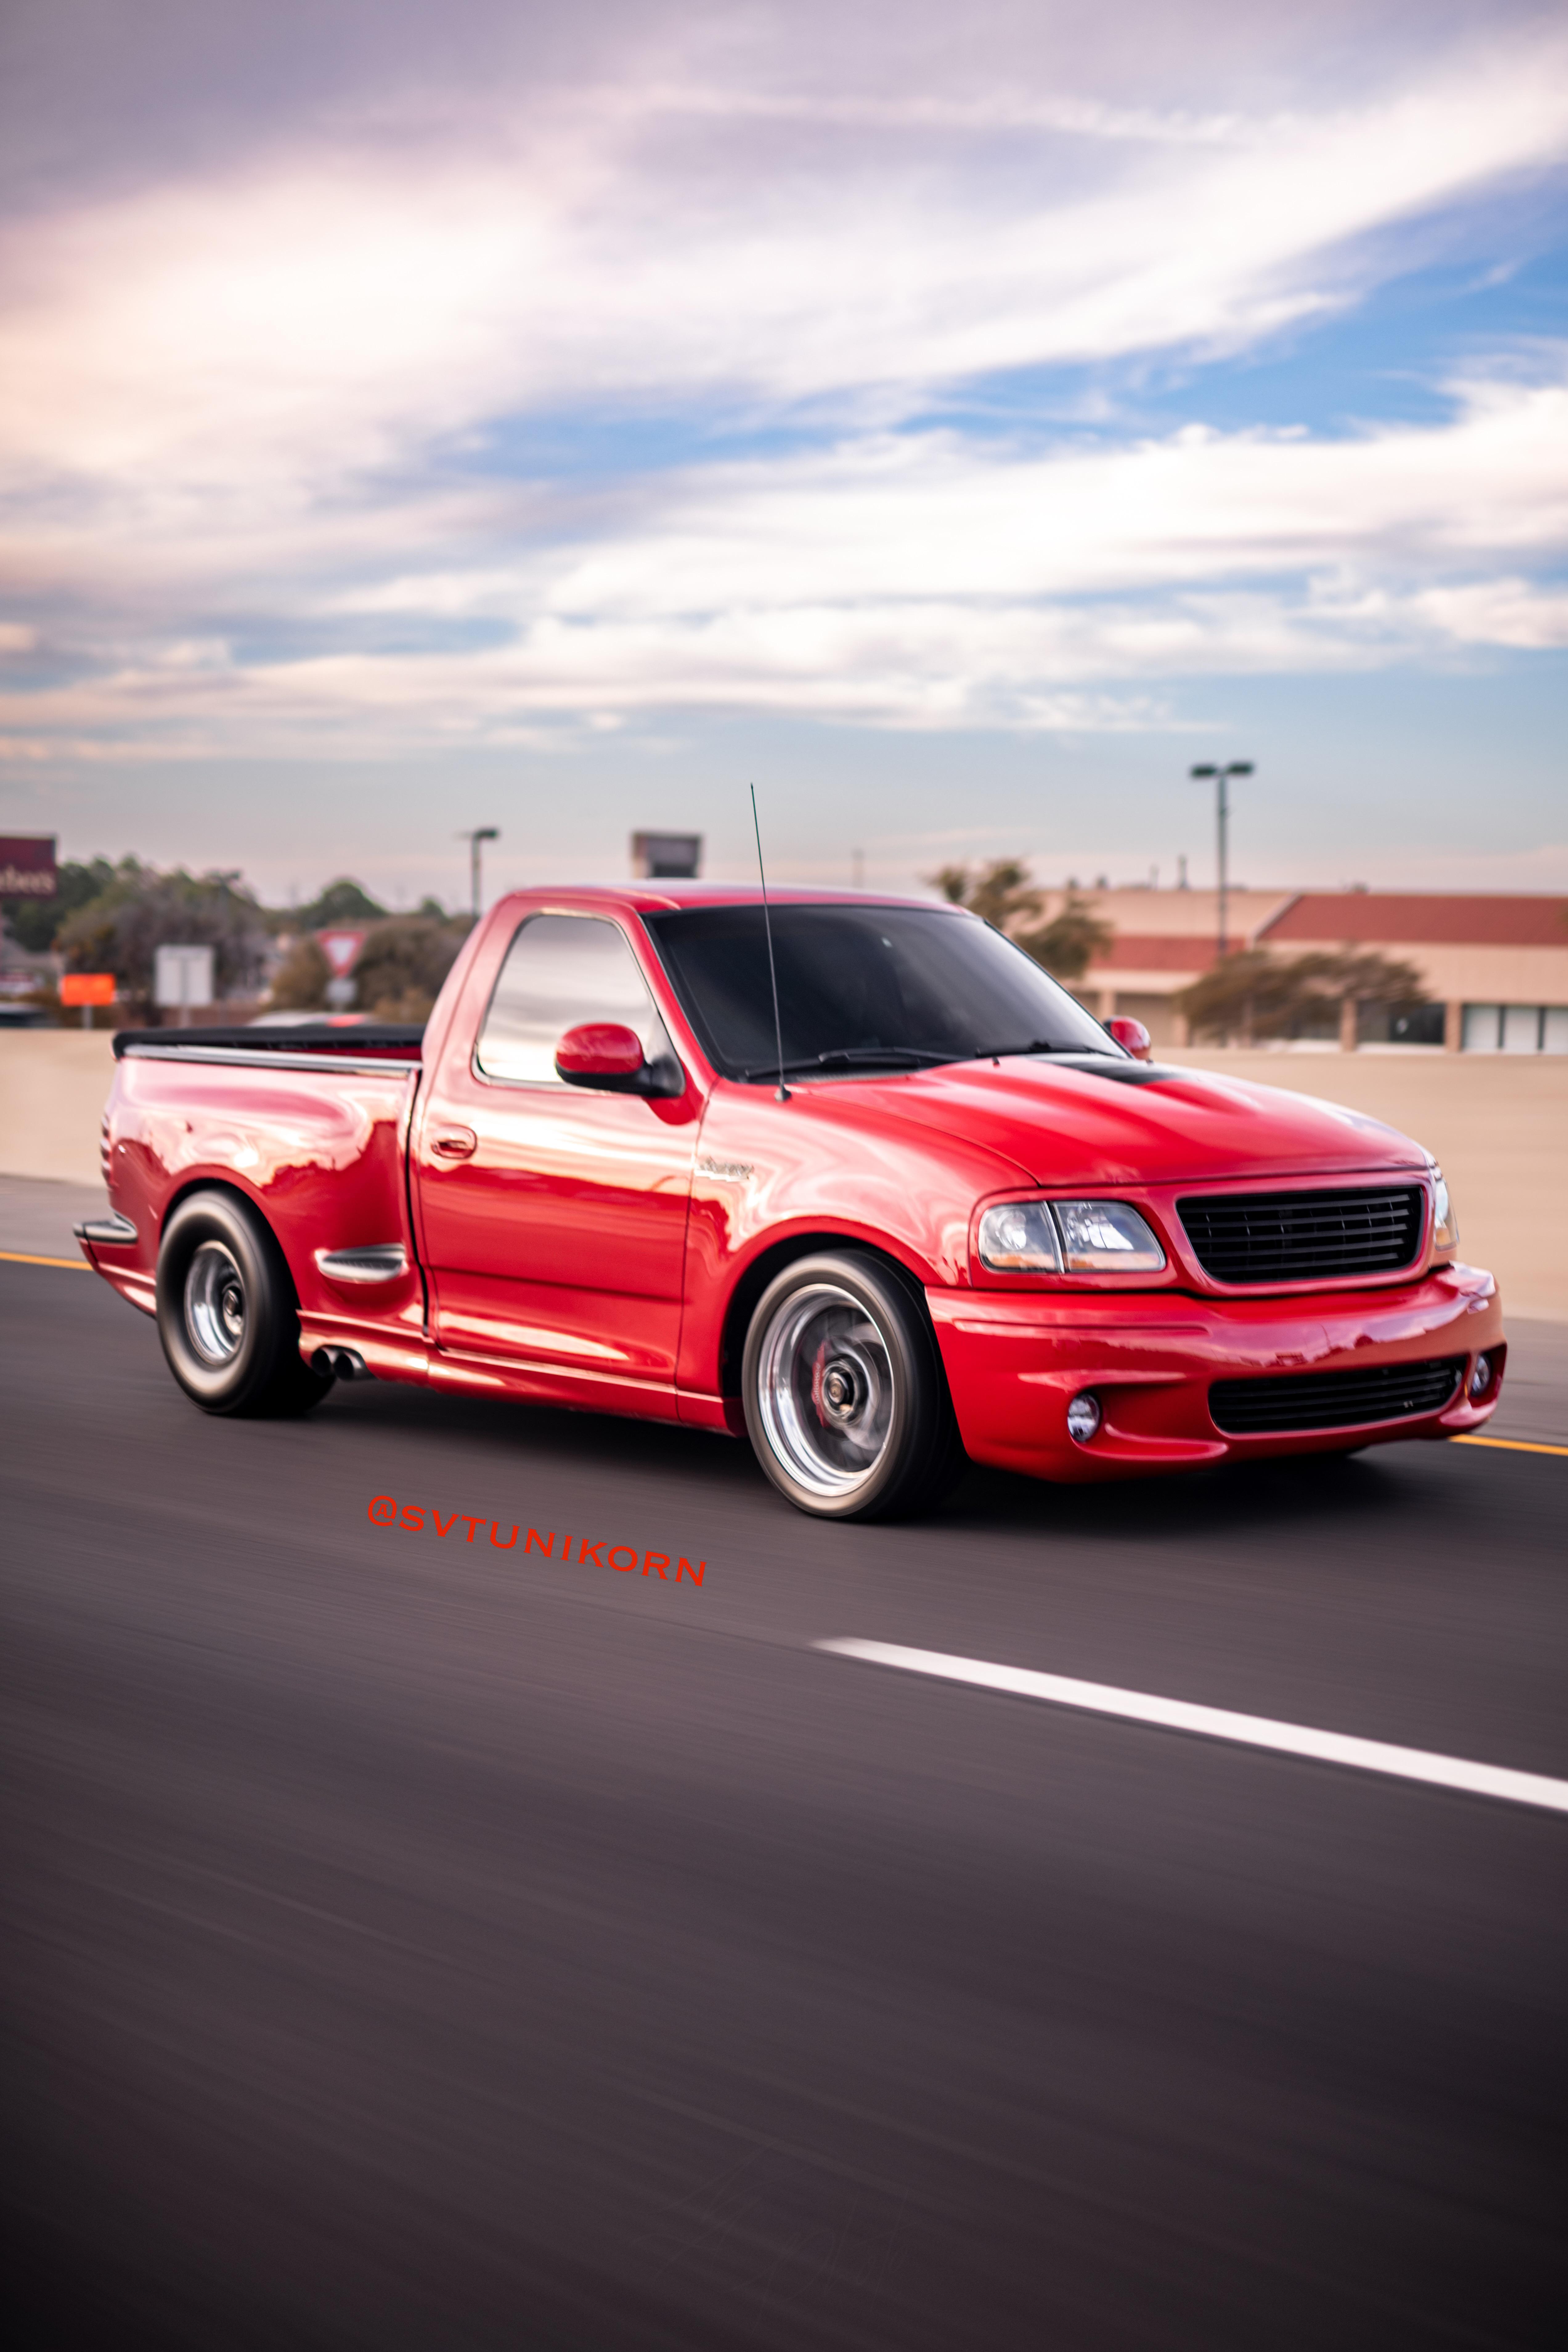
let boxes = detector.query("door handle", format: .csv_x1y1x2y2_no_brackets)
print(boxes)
430,1127,477,1160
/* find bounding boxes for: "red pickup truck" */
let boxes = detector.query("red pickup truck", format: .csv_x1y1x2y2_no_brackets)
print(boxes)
77,885,1504,1518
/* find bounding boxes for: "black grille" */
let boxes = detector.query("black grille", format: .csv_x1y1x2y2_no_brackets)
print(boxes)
1209,1356,1464,1435
1178,1186,1423,1284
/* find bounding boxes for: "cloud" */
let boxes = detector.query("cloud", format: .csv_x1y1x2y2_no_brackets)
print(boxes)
4,368,1564,753
2,21,1565,491
1415,576,1568,649
0,6,1565,770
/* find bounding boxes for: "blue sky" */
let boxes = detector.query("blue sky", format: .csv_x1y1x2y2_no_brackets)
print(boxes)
0,0,1563,907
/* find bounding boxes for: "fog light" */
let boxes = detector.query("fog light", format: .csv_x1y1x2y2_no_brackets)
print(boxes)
1468,1354,1493,1400
1066,1392,1101,1443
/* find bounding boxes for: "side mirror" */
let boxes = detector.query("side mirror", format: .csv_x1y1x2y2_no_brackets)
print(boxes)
1106,1016,1152,1062
554,1023,683,1097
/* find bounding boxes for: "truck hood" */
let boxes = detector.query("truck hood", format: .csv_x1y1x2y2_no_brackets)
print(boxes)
858,1055,1428,1189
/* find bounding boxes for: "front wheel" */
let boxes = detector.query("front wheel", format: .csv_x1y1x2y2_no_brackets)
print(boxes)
156,1189,332,1417
741,1251,963,1519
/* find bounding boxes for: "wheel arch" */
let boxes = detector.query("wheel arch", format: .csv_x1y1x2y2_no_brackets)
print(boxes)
157,1175,303,1308
715,1228,941,1401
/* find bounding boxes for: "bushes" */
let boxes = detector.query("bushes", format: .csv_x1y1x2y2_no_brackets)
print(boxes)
268,935,335,1011
1175,949,1430,1044
270,914,470,1020
352,916,470,1020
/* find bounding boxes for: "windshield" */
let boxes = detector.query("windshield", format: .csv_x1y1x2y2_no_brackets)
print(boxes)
642,903,1115,1080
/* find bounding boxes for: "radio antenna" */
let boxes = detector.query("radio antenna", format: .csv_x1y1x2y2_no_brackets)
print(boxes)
750,784,790,1103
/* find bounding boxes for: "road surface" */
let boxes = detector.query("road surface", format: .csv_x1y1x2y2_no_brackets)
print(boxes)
2,1240,1564,2348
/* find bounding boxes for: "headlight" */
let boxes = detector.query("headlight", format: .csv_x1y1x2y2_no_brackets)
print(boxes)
977,1198,1165,1275
1431,1170,1459,1254
1053,1200,1166,1272
977,1200,1061,1272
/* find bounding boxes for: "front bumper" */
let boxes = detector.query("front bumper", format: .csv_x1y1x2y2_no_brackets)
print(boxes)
928,1262,1504,1483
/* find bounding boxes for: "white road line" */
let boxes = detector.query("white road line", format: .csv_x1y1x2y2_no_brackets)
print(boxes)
815,1640,1568,1817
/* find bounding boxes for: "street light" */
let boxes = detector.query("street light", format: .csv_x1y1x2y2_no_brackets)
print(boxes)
459,827,499,923
1189,763,1253,958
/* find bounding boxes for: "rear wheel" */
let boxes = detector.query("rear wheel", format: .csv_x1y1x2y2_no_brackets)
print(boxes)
742,1250,963,1520
156,1189,332,1417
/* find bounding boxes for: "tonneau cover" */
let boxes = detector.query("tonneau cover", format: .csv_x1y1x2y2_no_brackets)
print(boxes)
112,1023,425,1060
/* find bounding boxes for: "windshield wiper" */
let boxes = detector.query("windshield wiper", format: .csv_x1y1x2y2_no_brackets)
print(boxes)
980,1040,1110,1059
737,1046,954,1079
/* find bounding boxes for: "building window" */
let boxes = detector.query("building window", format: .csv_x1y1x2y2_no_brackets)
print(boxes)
1358,1001,1444,1047
1462,1004,1568,1054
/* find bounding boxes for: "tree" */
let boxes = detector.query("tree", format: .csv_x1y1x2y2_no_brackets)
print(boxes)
2,857,116,954
931,859,1041,929
295,877,387,930
1016,893,1113,984
931,860,1112,983
267,912,468,1019
268,934,333,1011
351,915,470,1022
56,861,270,1013
1176,949,1429,1045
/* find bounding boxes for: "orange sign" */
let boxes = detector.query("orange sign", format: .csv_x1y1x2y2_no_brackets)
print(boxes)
60,972,115,1006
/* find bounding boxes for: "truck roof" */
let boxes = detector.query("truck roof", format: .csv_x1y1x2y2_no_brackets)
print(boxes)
494,883,952,915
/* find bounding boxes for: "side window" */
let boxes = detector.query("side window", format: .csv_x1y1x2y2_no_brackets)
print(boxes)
475,914,679,1086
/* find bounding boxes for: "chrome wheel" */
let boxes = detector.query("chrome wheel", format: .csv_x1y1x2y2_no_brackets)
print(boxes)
754,1281,895,1499
184,1240,246,1364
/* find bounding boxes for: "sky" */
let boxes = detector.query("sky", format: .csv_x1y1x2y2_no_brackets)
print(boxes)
0,0,1564,909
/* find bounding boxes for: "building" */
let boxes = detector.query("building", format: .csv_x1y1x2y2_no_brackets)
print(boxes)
1255,895,1568,1053
1031,886,1568,1052
1032,886,1293,1046
631,832,703,879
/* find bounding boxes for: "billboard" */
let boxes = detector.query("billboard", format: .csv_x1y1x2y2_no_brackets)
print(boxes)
0,835,58,898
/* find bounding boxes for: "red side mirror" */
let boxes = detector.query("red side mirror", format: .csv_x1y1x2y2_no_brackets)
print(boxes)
1106,1016,1152,1062
555,1022,646,1081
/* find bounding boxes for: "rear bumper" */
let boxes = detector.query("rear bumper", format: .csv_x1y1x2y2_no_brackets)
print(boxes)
928,1263,1504,1483
77,1225,157,1315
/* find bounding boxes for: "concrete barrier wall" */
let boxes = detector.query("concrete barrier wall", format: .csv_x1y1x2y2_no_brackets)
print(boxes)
3,1032,1563,1317
0,1033,116,1186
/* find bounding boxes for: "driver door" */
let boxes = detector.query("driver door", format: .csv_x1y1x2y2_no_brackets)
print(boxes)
413,912,698,1406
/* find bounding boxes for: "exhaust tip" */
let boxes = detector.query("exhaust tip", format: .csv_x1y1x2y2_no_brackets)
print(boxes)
312,1345,370,1381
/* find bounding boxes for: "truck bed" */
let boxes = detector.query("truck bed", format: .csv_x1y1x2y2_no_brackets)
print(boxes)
113,1023,426,1064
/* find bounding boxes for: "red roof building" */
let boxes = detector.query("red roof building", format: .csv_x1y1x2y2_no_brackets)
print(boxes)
1259,894,1568,950
1028,886,1568,1053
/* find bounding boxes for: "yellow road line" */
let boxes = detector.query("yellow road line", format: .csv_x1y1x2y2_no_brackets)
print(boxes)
0,1248,90,1270
1453,1433,1568,1458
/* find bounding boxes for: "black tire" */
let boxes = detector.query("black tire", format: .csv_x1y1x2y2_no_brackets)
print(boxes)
741,1250,965,1520
156,1189,333,1418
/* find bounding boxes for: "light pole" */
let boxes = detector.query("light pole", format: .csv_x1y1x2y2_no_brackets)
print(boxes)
1189,763,1253,958
459,827,499,924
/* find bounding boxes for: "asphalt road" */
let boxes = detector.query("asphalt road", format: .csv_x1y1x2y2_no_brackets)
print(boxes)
2,1254,1565,2350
